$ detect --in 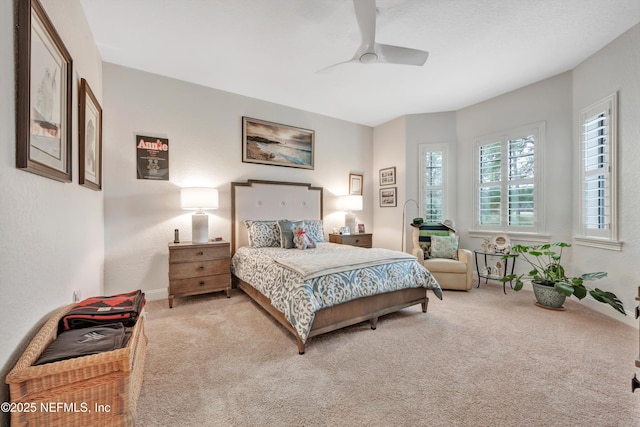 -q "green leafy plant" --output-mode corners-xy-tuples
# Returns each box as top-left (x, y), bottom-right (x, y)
(501, 242), (625, 315)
